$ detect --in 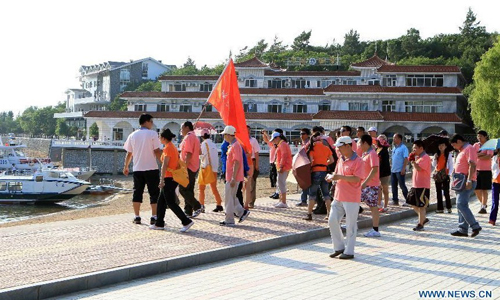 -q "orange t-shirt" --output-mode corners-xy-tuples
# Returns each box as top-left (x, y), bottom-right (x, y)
(162, 142), (179, 178)
(309, 142), (332, 172)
